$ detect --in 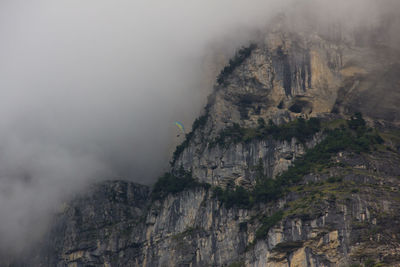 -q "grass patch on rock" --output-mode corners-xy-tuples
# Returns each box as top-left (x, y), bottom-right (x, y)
(152, 167), (209, 201)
